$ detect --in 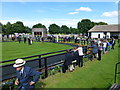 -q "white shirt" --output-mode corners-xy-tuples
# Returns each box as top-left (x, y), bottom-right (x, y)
(77, 47), (84, 56)
(103, 42), (107, 47)
(98, 40), (101, 45)
(20, 67), (24, 75)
